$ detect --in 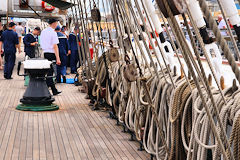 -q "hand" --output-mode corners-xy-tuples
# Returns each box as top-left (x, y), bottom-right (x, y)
(31, 42), (38, 46)
(67, 50), (71, 55)
(56, 58), (61, 65)
(18, 49), (21, 54)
